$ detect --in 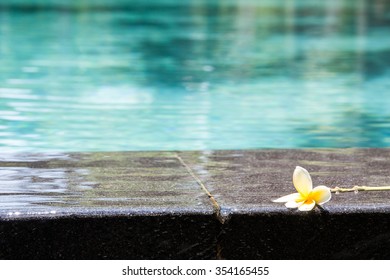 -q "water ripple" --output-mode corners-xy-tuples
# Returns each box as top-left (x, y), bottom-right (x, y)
(0, 0), (390, 151)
